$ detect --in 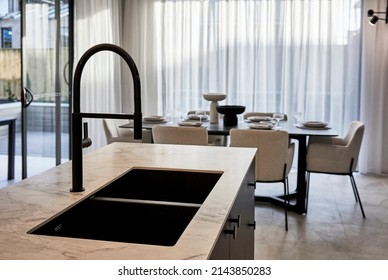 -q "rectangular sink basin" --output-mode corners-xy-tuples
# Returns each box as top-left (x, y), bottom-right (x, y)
(95, 168), (222, 204)
(29, 168), (222, 246)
